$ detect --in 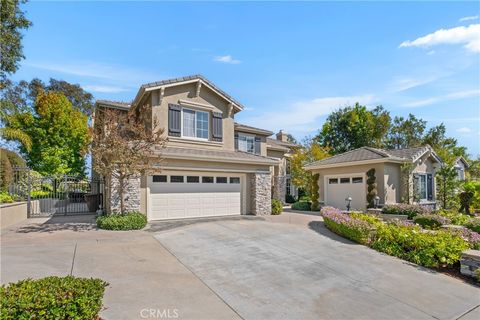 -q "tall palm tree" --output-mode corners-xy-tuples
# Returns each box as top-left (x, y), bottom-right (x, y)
(0, 109), (32, 151)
